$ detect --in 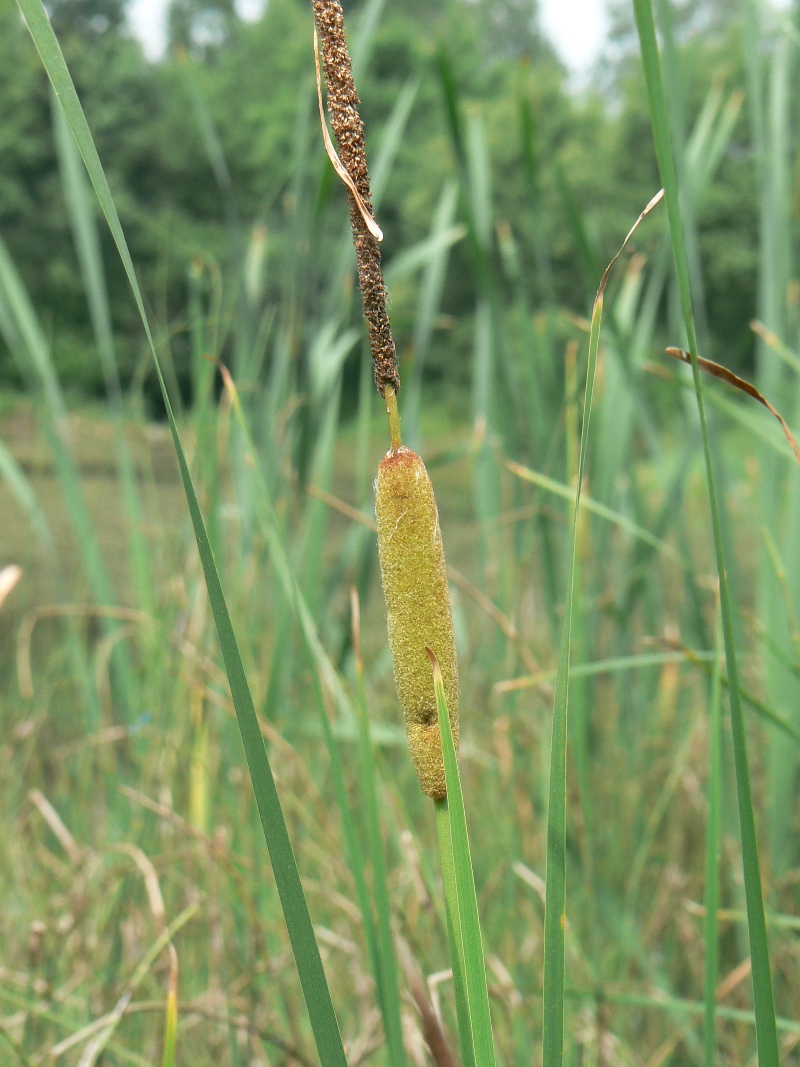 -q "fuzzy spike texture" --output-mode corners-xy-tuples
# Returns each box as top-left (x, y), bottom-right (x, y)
(376, 446), (459, 798)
